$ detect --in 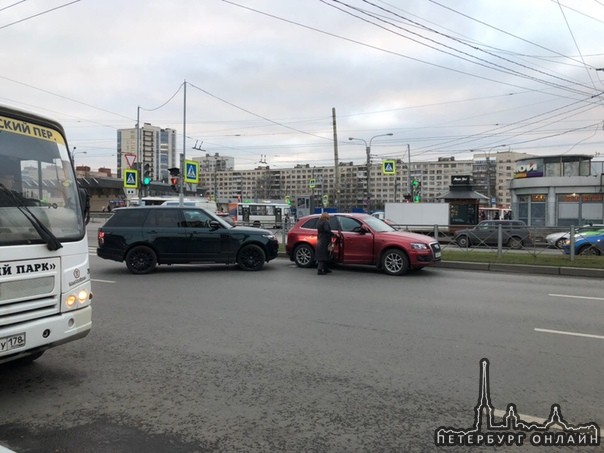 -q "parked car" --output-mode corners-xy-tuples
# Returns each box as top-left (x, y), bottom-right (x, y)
(545, 224), (604, 249)
(285, 213), (441, 276)
(97, 206), (279, 274)
(561, 230), (604, 256)
(453, 220), (532, 249)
